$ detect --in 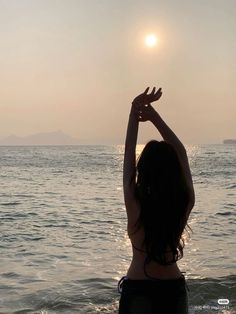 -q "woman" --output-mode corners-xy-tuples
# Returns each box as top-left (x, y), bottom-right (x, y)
(118, 87), (195, 314)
